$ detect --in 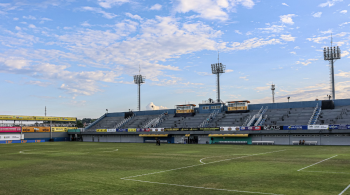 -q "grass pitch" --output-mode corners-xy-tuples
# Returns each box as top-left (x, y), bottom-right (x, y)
(1, 142), (350, 195)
